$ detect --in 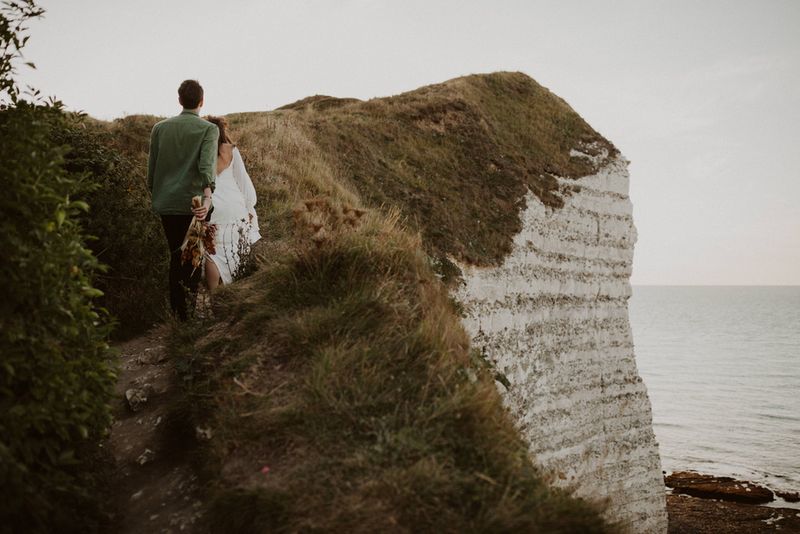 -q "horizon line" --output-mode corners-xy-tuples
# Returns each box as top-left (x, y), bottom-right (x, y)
(631, 284), (799, 287)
